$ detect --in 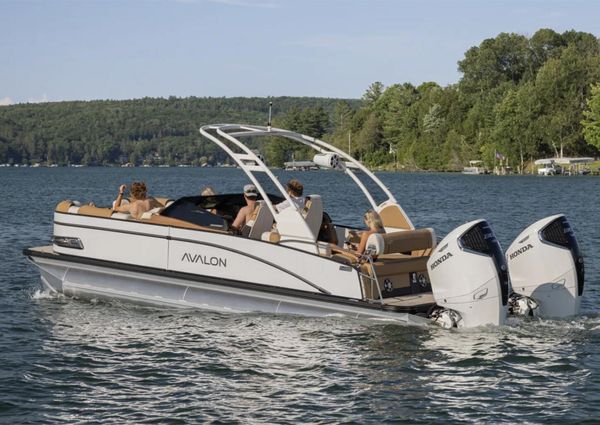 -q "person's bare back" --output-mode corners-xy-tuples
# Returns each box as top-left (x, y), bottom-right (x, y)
(128, 199), (153, 219)
(113, 182), (155, 219)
